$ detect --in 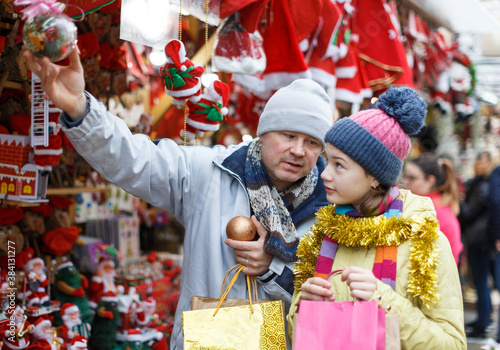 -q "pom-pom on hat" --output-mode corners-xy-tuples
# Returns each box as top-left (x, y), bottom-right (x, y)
(325, 87), (427, 187)
(210, 80), (230, 115)
(164, 39), (188, 72)
(257, 79), (333, 150)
